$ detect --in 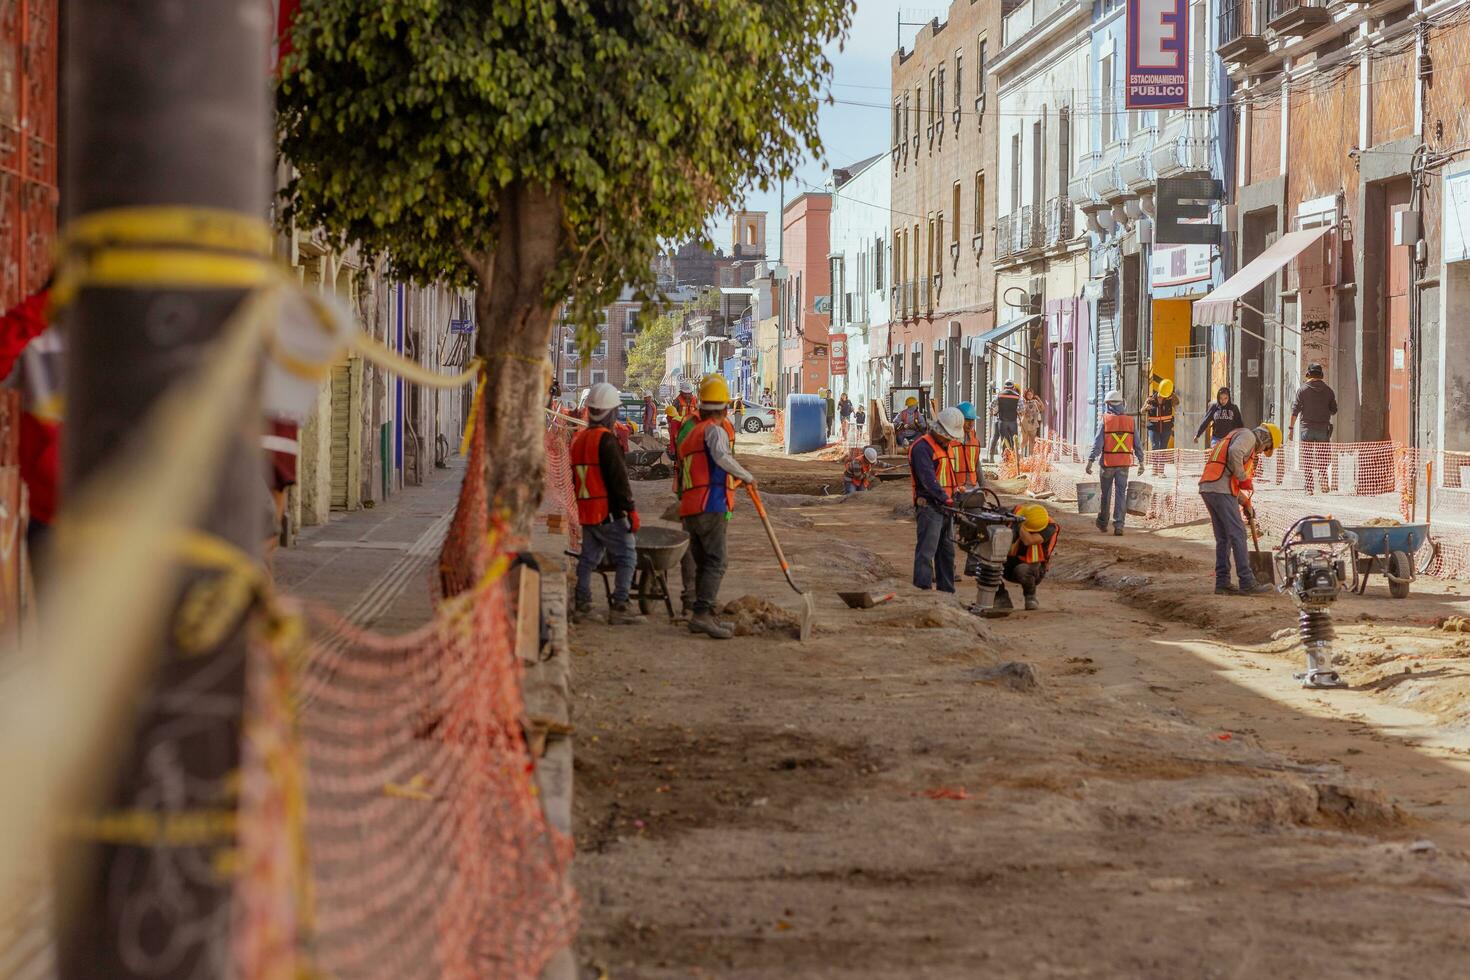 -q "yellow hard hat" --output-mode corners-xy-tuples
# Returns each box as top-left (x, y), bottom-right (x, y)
(665, 404), (678, 418)
(698, 374), (731, 407)
(1158, 379), (1174, 399)
(905, 396), (918, 407)
(1259, 422), (1282, 456)
(1020, 503), (1049, 532)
